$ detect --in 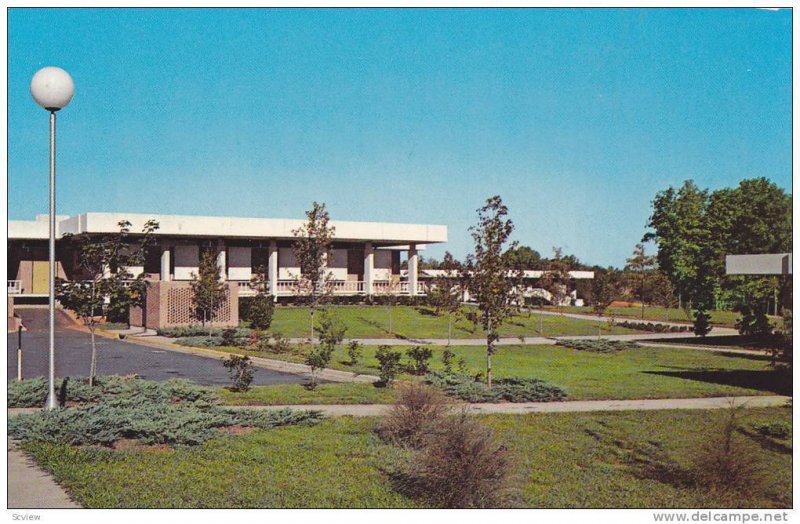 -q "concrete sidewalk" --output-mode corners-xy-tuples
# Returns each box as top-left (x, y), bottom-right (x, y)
(8, 439), (80, 509)
(223, 395), (791, 417)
